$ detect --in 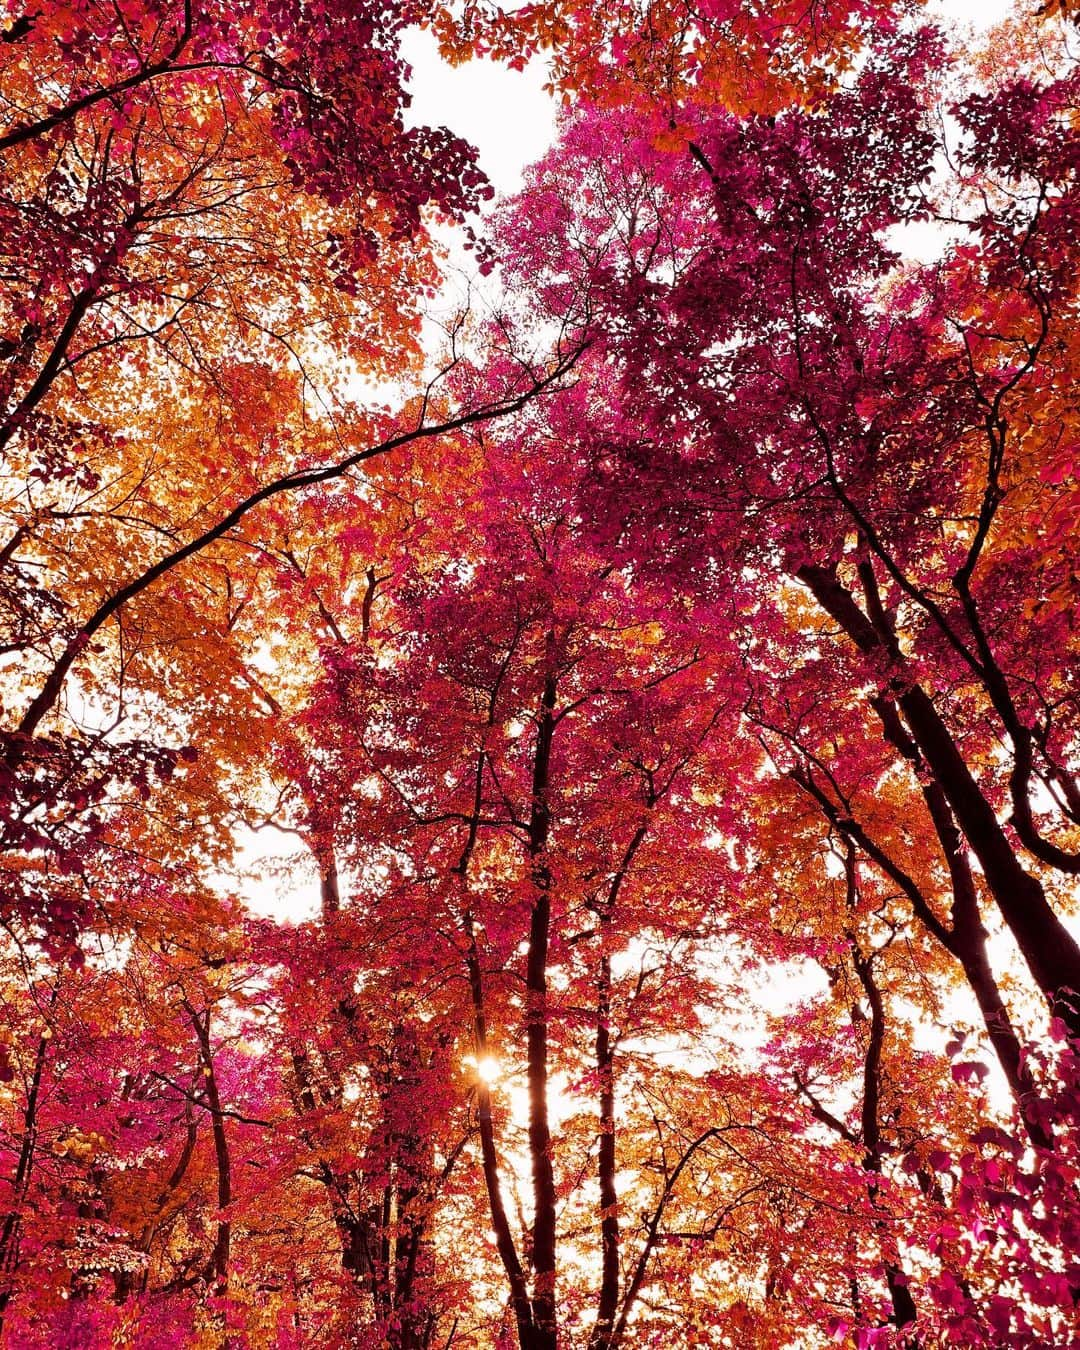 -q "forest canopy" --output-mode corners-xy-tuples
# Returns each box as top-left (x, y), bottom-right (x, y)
(1, 0), (1079, 1345)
